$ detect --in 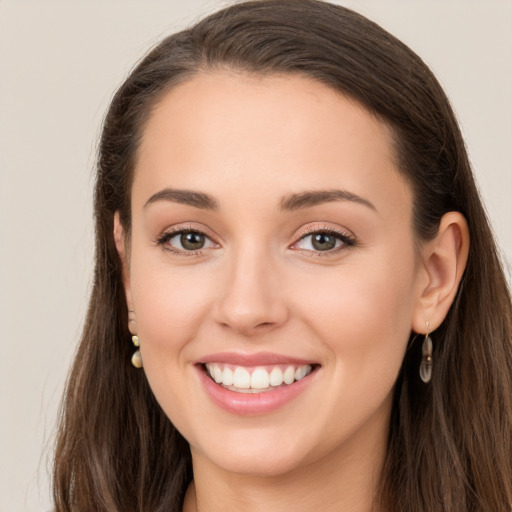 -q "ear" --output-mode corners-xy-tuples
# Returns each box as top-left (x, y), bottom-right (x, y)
(412, 211), (470, 333)
(114, 211), (137, 335)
